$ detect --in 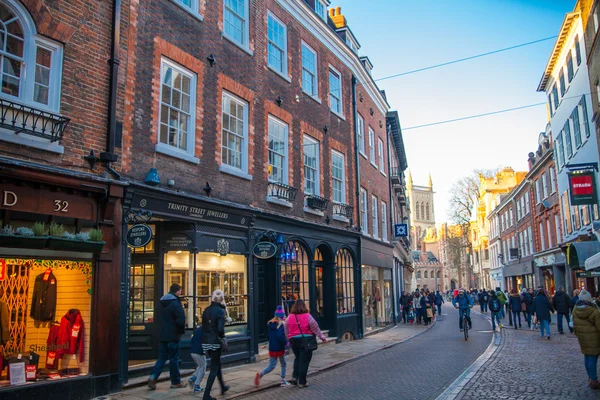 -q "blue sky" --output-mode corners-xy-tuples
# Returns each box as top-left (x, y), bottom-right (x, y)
(333, 0), (576, 222)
